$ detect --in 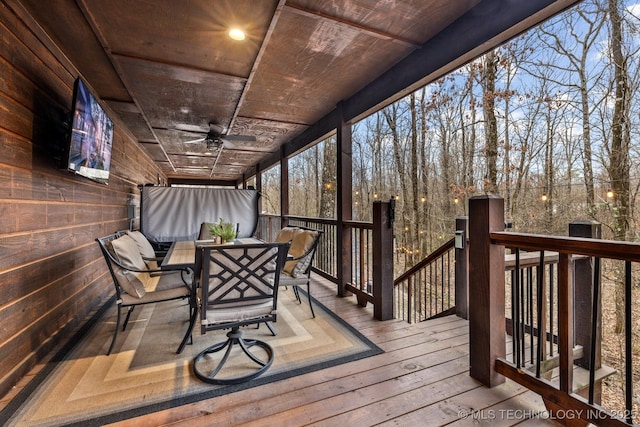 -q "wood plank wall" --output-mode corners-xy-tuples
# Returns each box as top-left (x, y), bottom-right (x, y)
(0, 1), (165, 397)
